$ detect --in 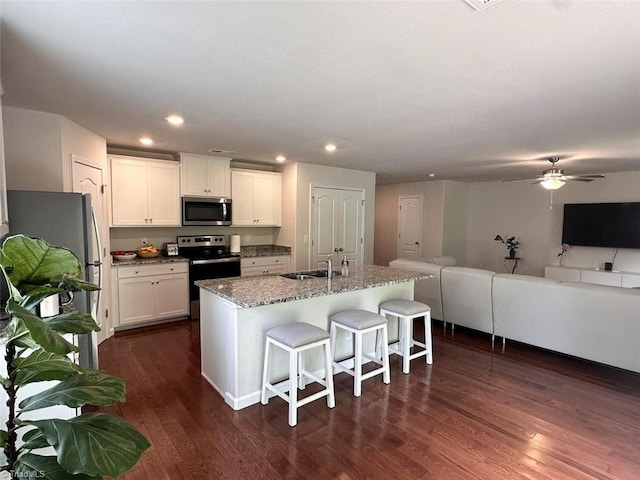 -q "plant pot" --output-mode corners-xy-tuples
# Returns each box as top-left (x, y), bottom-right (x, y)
(508, 250), (516, 259)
